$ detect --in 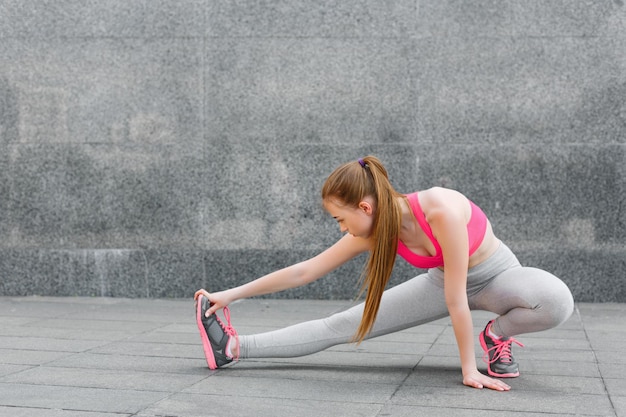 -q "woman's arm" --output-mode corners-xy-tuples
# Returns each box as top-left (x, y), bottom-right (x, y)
(425, 190), (511, 391)
(195, 233), (370, 316)
(427, 204), (476, 373)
